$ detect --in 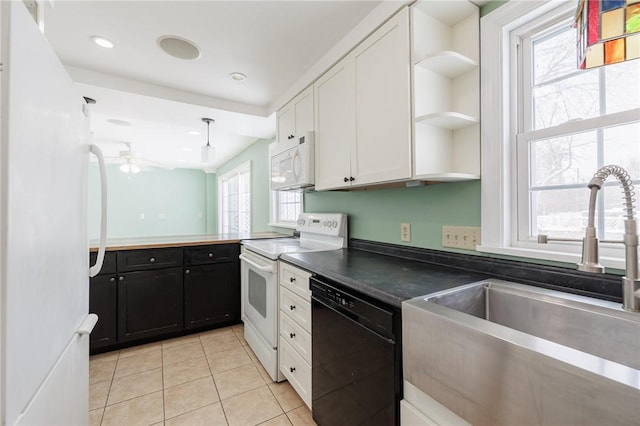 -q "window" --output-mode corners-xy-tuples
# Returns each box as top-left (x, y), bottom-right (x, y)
(269, 191), (303, 229)
(480, 2), (640, 269)
(218, 161), (251, 234)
